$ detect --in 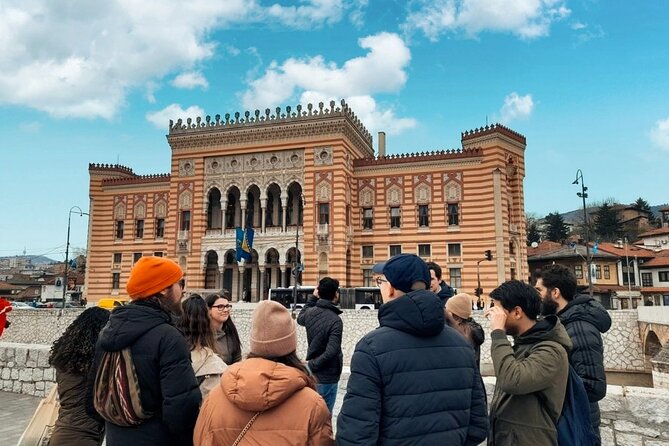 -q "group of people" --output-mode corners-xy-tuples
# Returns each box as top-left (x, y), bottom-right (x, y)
(43, 254), (610, 446)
